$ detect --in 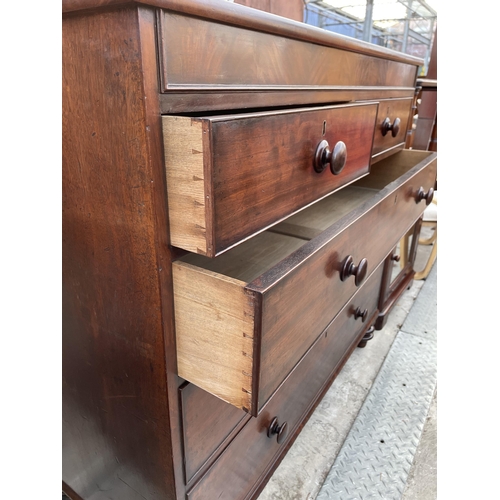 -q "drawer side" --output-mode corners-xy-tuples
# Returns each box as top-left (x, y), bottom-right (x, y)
(163, 116), (212, 255)
(173, 261), (257, 412)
